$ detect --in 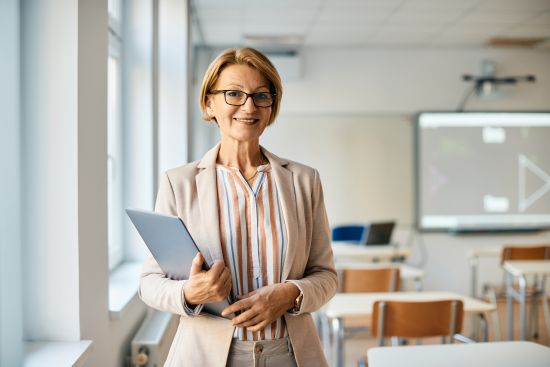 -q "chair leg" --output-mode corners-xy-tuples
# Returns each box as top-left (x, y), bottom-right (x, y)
(541, 278), (550, 341)
(487, 286), (501, 341)
(530, 276), (539, 339)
